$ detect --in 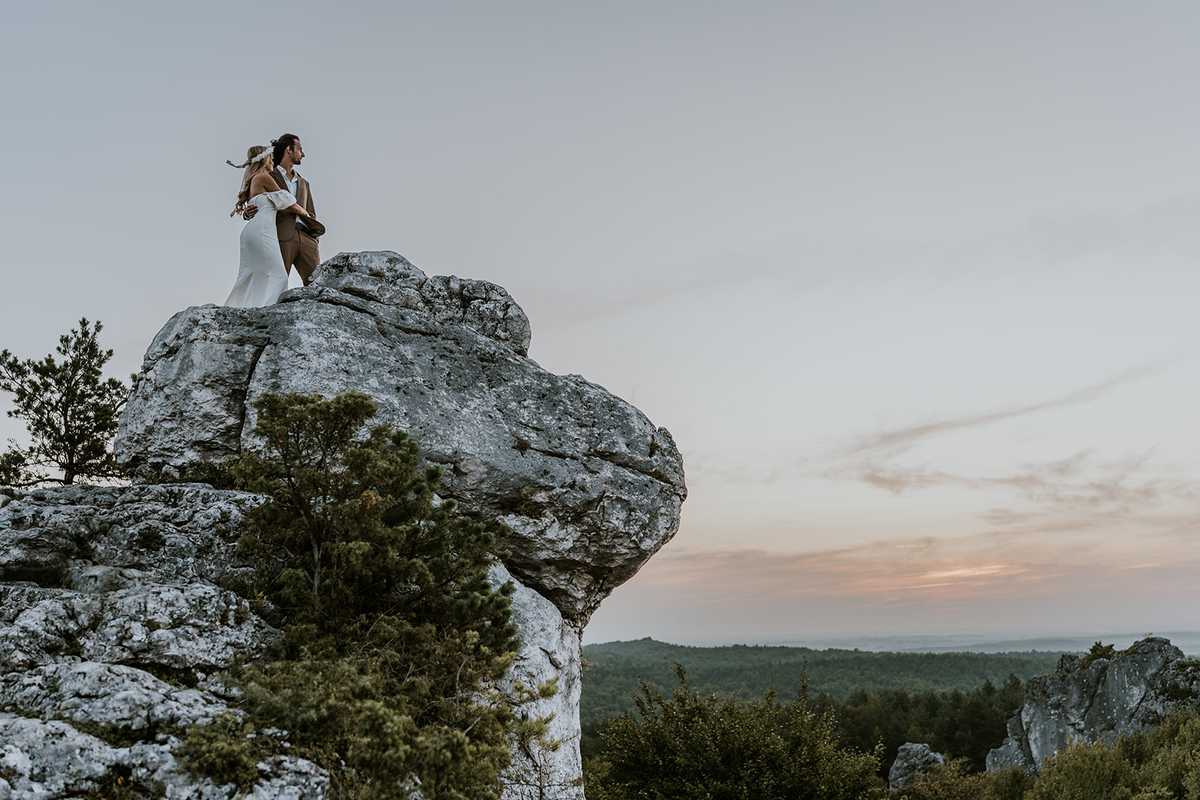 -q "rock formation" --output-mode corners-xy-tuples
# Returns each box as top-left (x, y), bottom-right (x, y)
(0, 252), (687, 799)
(887, 743), (946, 792)
(0, 484), (327, 798)
(986, 637), (1200, 773)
